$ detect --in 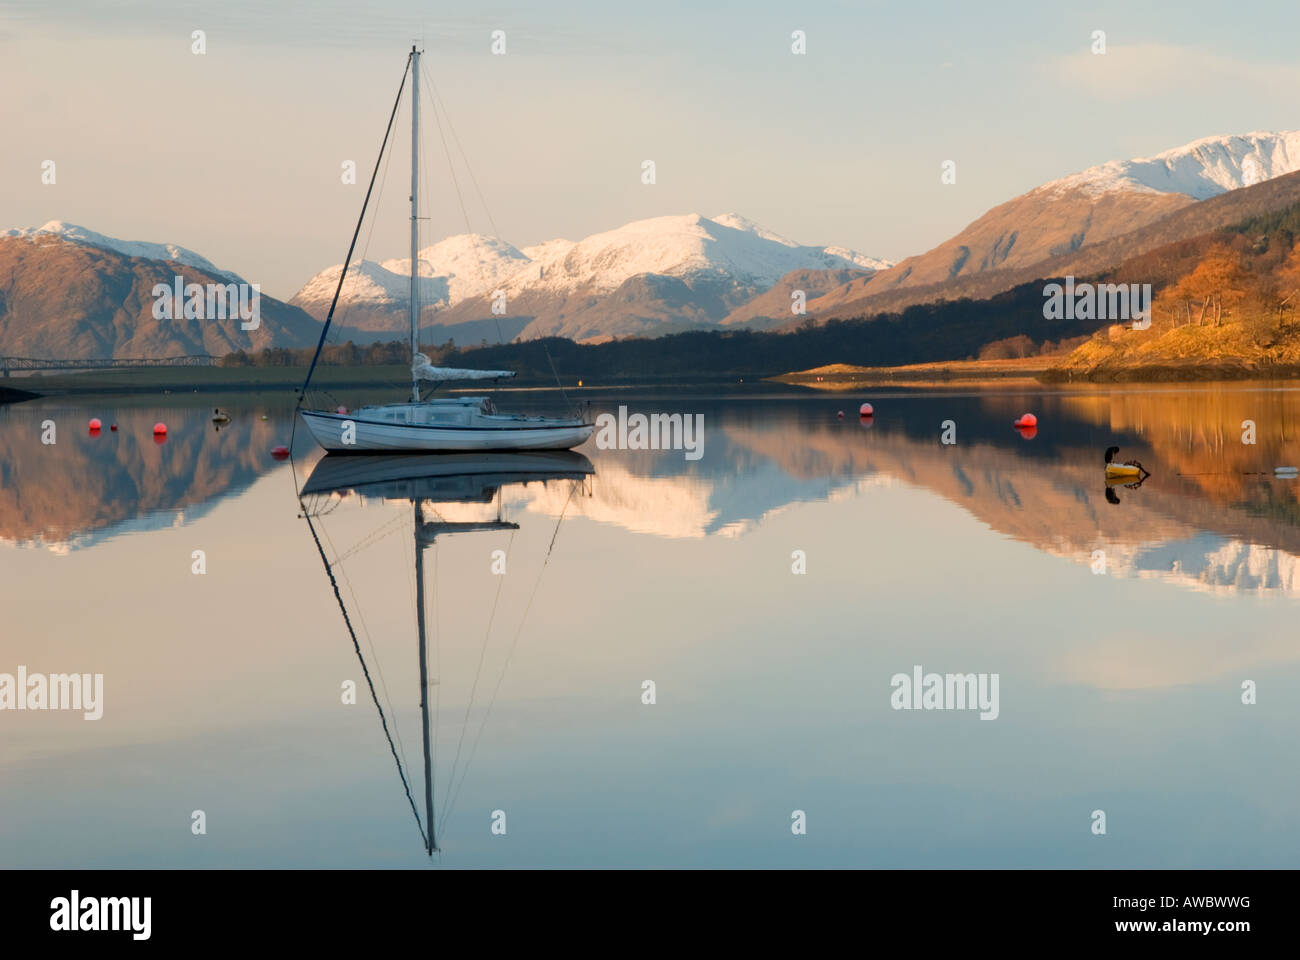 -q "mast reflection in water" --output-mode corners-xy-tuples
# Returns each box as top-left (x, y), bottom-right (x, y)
(298, 451), (594, 855)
